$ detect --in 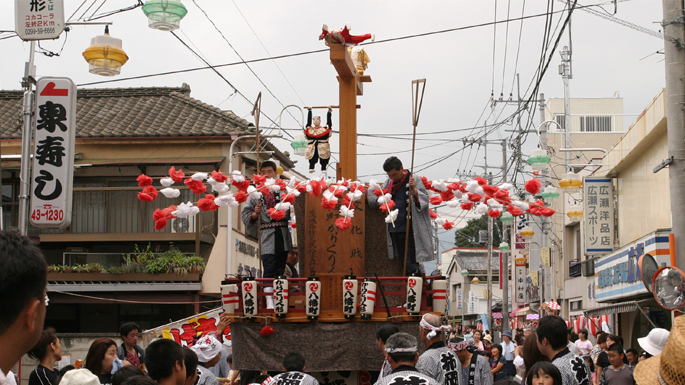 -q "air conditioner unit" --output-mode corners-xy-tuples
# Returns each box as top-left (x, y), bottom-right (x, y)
(171, 217), (196, 233)
(581, 259), (595, 277)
